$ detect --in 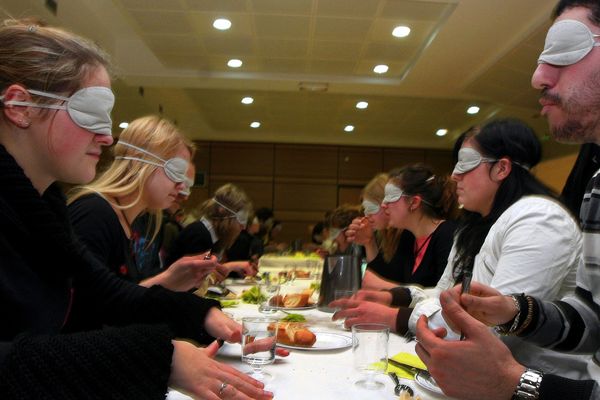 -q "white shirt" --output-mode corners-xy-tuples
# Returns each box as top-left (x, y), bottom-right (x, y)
(409, 196), (590, 378)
